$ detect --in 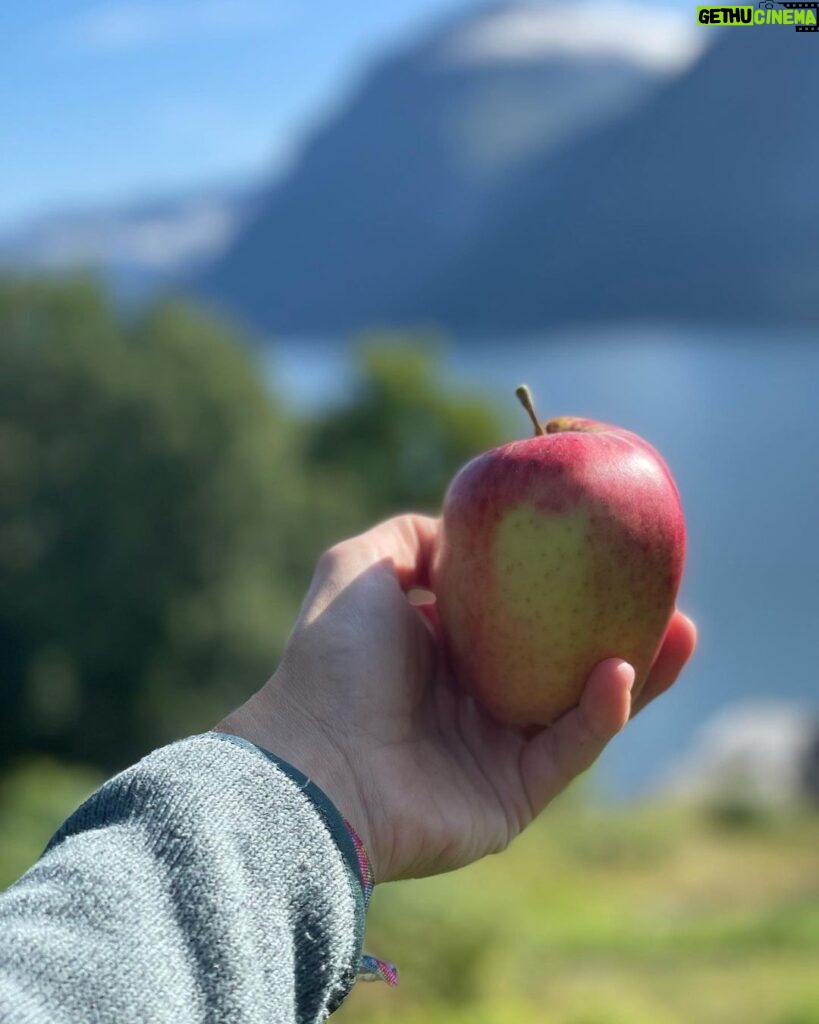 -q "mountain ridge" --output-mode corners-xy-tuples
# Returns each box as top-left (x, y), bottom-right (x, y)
(192, 1), (697, 334)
